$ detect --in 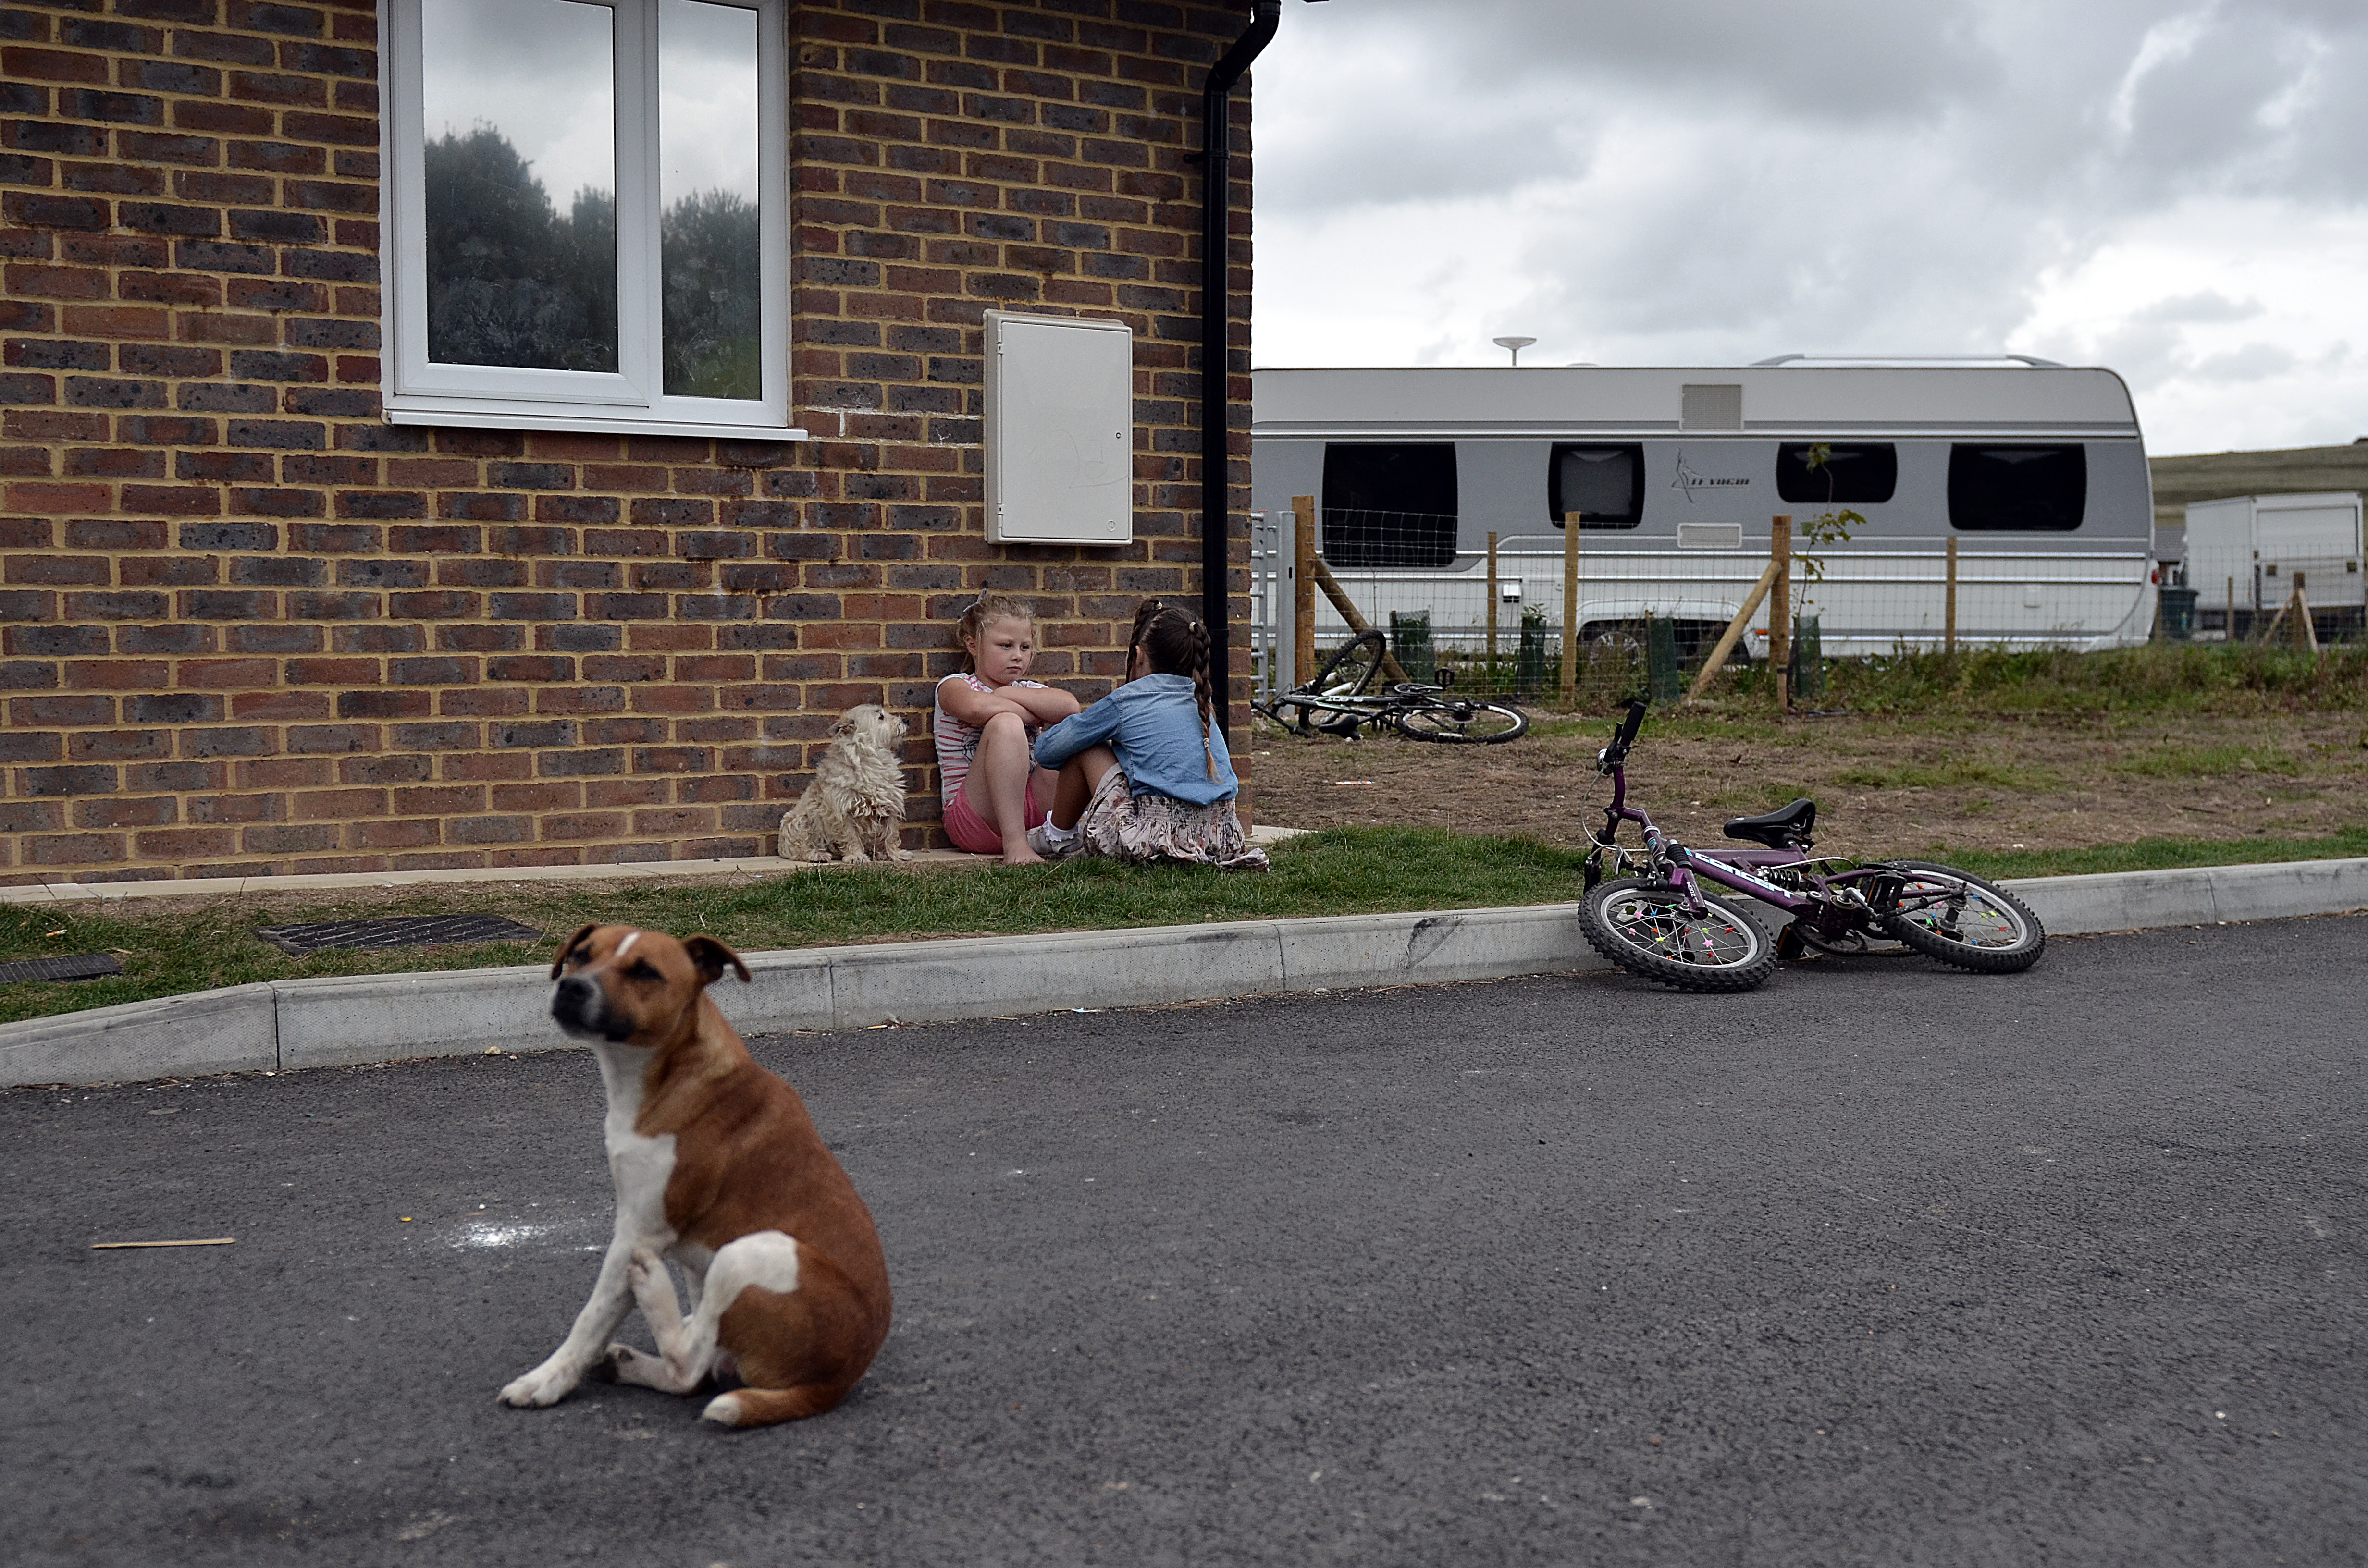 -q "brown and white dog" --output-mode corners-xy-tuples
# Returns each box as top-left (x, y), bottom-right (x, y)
(496, 924), (891, 1427)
